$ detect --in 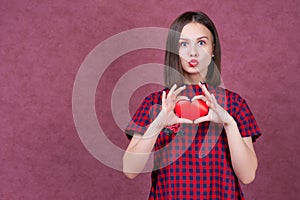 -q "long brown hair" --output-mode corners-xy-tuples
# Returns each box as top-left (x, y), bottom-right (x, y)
(164, 11), (221, 88)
